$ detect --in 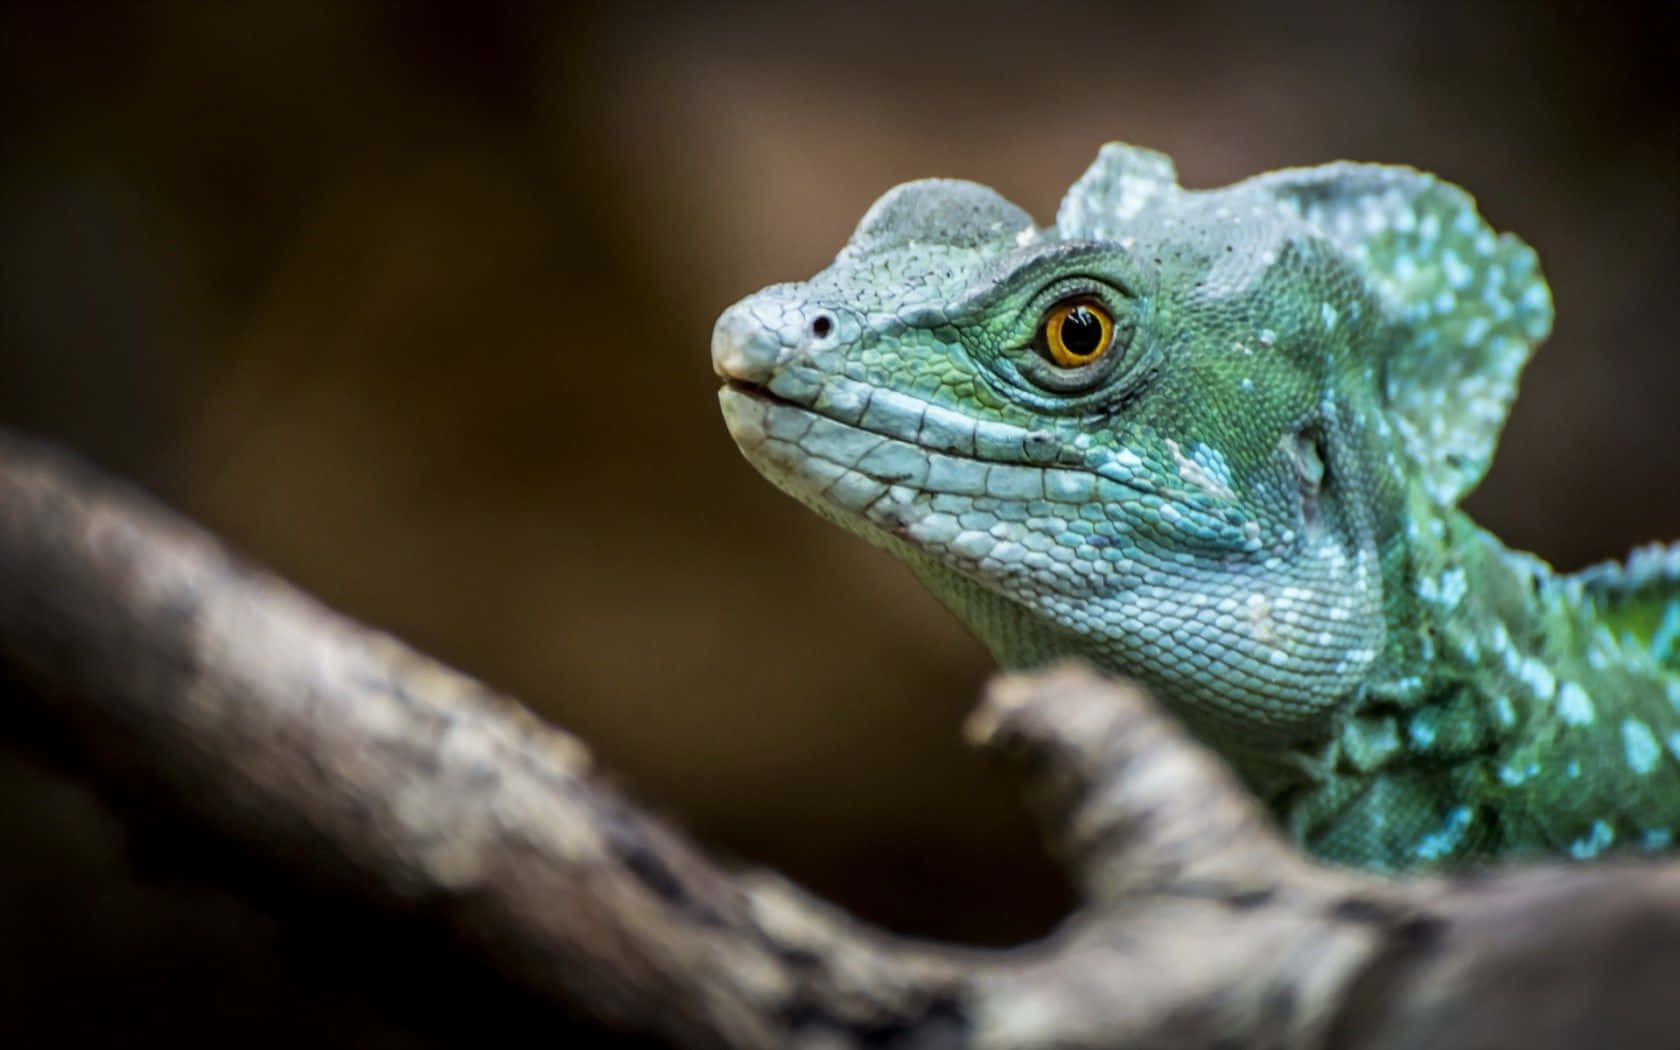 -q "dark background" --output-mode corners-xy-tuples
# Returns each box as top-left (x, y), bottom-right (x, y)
(2, 1), (1675, 1044)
